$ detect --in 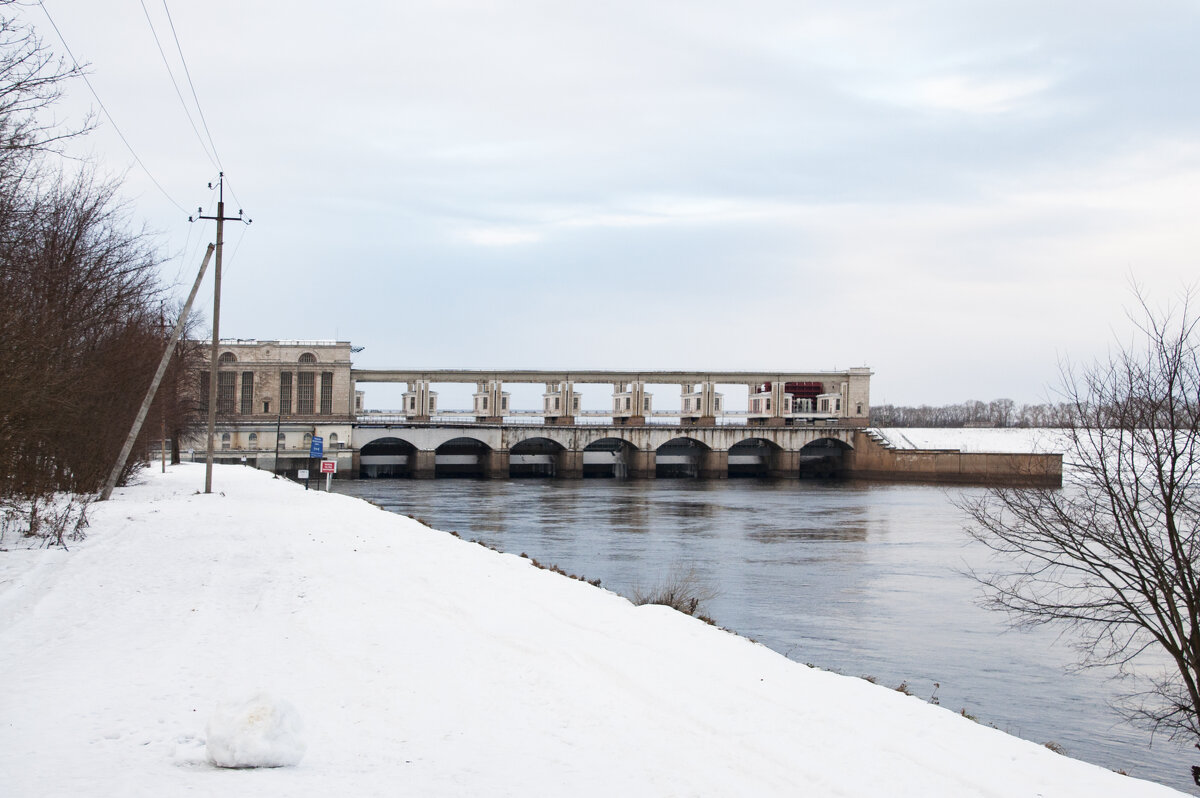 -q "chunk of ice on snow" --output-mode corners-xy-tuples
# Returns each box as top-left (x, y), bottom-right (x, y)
(206, 693), (306, 768)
